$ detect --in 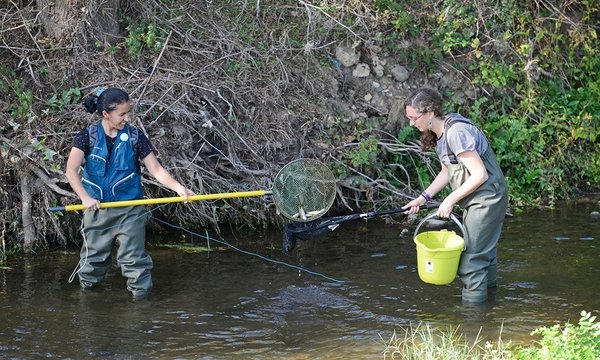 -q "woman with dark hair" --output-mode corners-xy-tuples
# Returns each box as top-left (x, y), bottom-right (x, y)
(401, 87), (508, 303)
(65, 87), (193, 299)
